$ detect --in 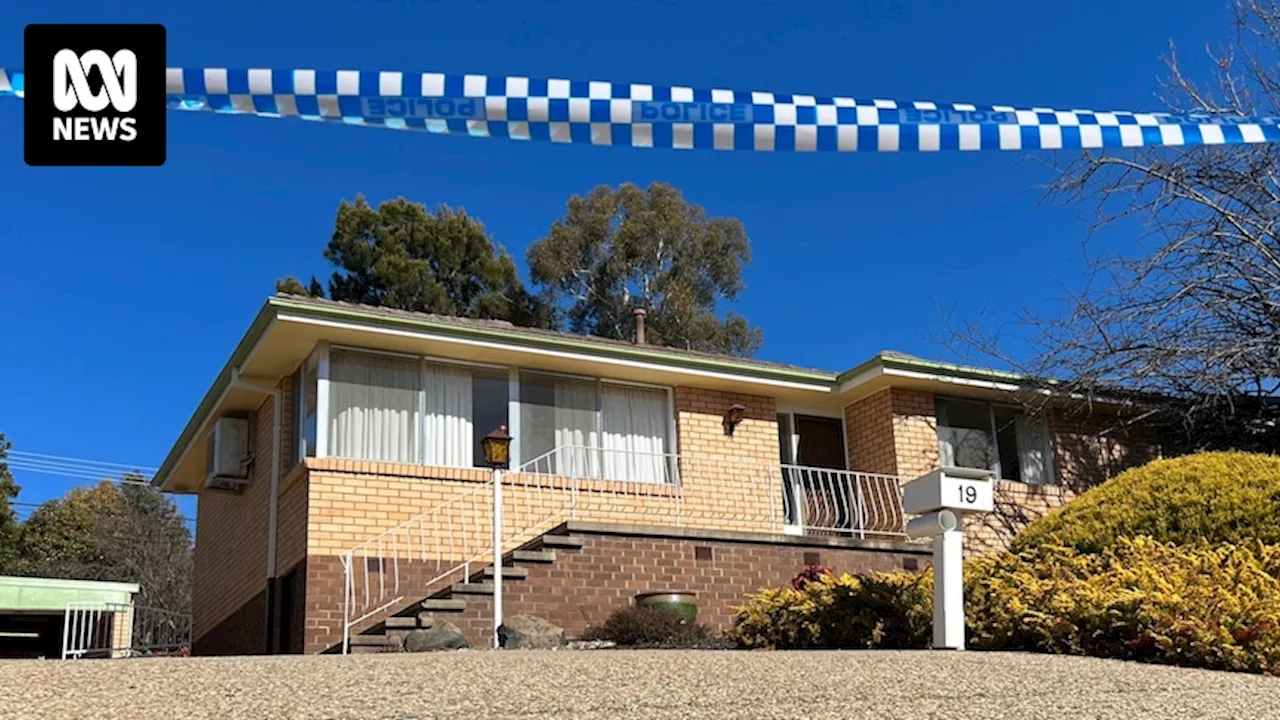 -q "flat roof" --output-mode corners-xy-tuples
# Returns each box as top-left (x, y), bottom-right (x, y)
(0, 576), (139, 611)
